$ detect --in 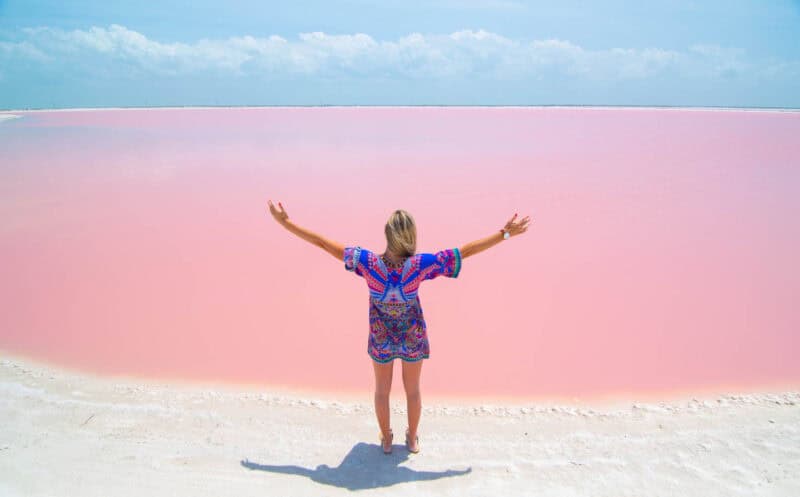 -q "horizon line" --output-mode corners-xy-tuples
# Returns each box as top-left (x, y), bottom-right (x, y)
(3, 104), (800, 114)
